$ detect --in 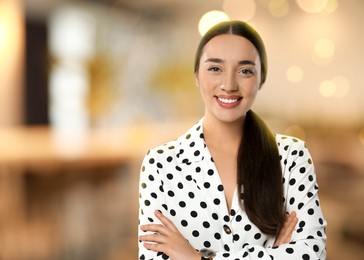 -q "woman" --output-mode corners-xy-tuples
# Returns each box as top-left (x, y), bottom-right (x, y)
(138, 21), (327, 260)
